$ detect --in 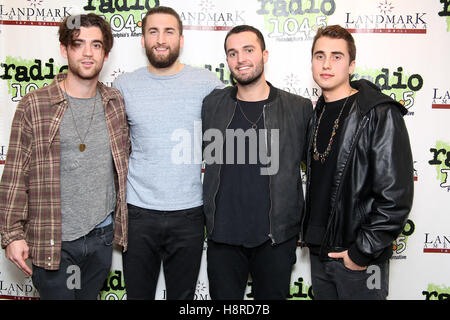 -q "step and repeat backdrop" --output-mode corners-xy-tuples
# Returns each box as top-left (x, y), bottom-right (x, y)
(0, 0), (449, 300)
